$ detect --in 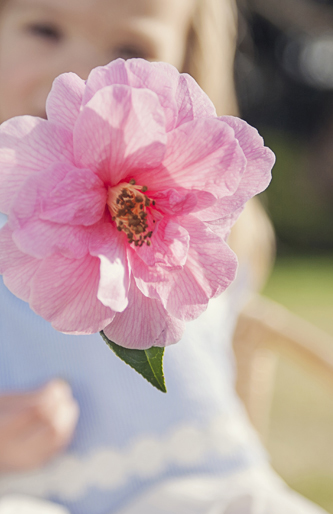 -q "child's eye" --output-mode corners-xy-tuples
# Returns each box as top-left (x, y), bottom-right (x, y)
(26, 22), (63, 42)
(114, 45), (150, 60)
